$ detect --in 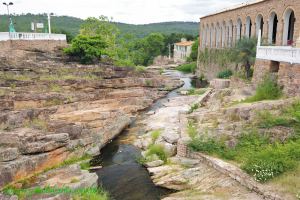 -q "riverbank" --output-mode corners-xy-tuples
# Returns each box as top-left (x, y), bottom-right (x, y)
(0, 50), (182, 199)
